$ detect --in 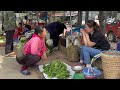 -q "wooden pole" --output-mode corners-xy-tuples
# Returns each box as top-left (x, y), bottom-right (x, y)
(70, 11), (73, 44)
